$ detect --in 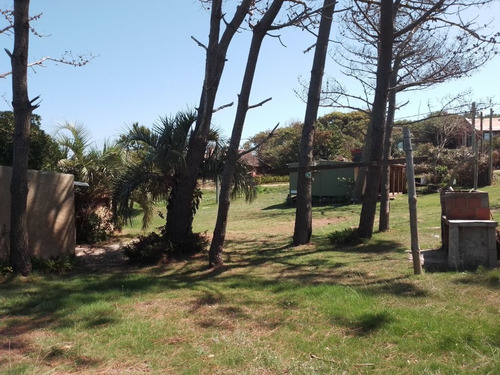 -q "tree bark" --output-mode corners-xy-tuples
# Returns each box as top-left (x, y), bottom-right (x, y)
(293, 0), (336, 246)
(9, 0), (35, 276)
(378, 60), (400, 232)
(209, 0), (285, 267)
(166, 0), (252, 244)
(358, 0), (394, 239)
